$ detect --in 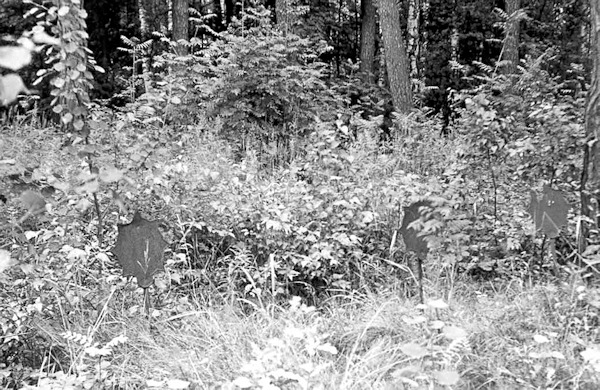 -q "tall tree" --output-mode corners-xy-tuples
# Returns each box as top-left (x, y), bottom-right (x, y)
(502, 0), (521, 73)
(378, 0), (412, 112)
(407, 0), (420, 79)
(420, 0), (430, 77)
(211, 0), (224, 32)
(582, 0), (600, 247)
(359, 0), (376, 82)
(139, 0), (169, 33)
(84, 0), (122, 95)
(224, 0), (235, 25)
(137, 0), (153, 93)
(172, 0), (188, 55)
